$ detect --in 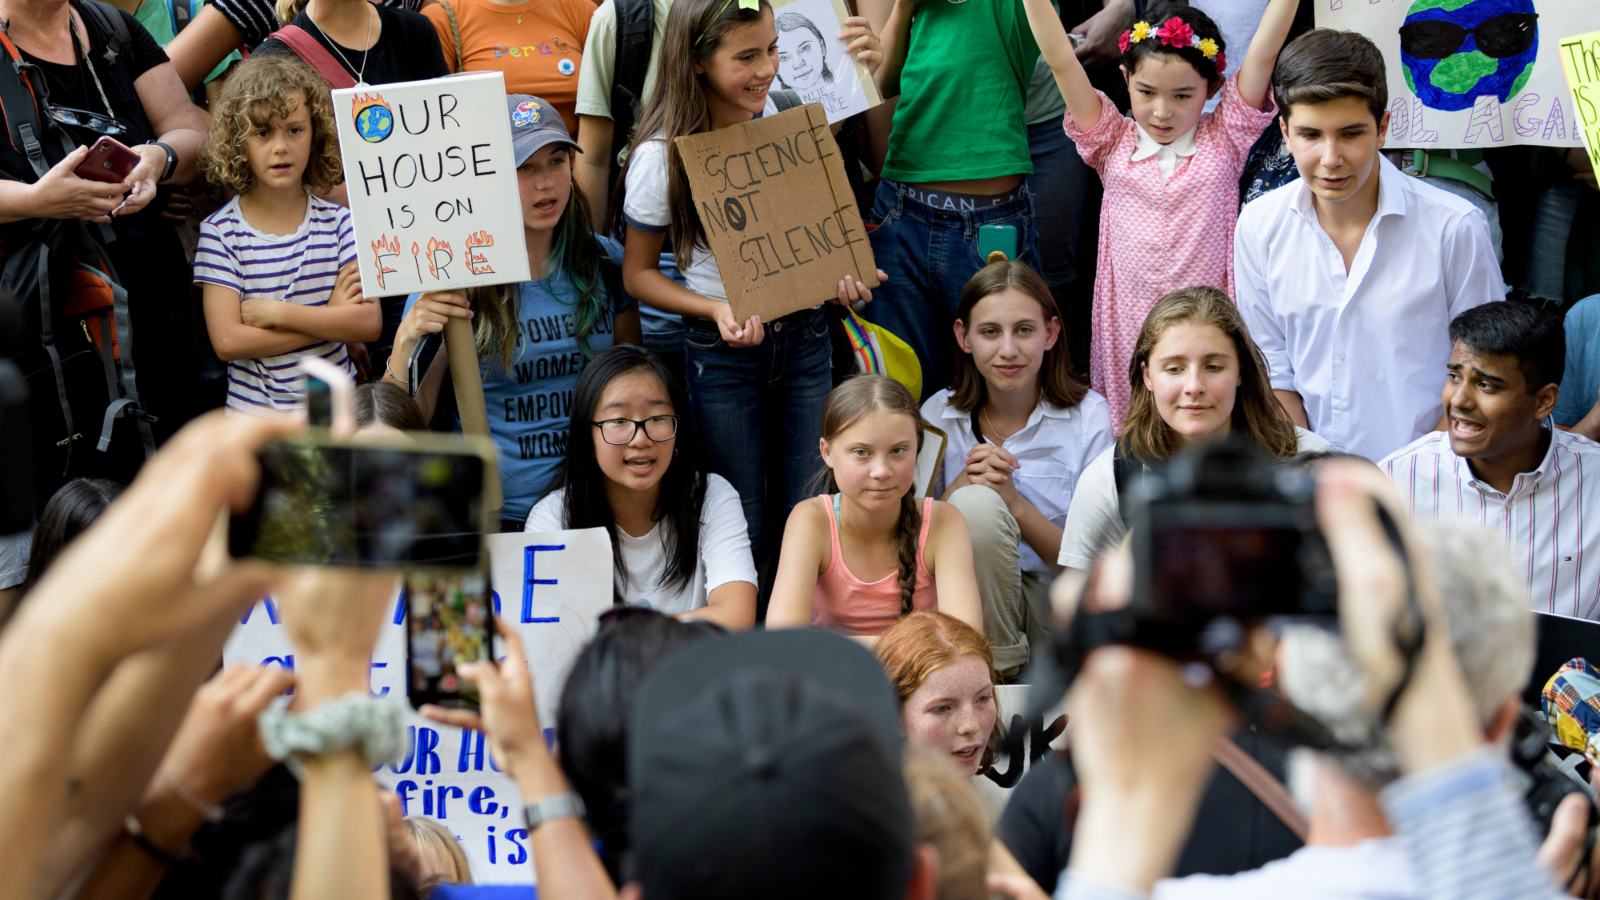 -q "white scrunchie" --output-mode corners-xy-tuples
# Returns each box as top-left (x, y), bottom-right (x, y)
(259, 692), (408, 778)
